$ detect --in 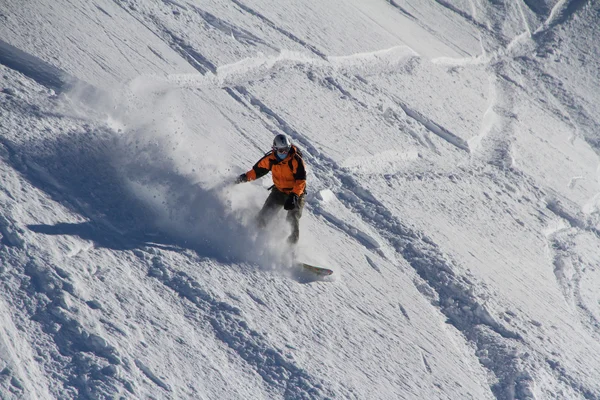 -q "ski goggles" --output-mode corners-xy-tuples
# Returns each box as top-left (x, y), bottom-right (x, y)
(273, 146), (290, 154)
